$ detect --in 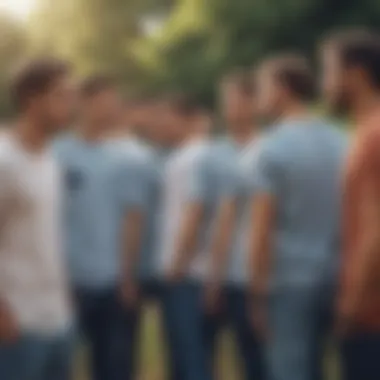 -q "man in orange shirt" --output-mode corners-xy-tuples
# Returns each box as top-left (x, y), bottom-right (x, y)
(321, 30), (380, 380)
